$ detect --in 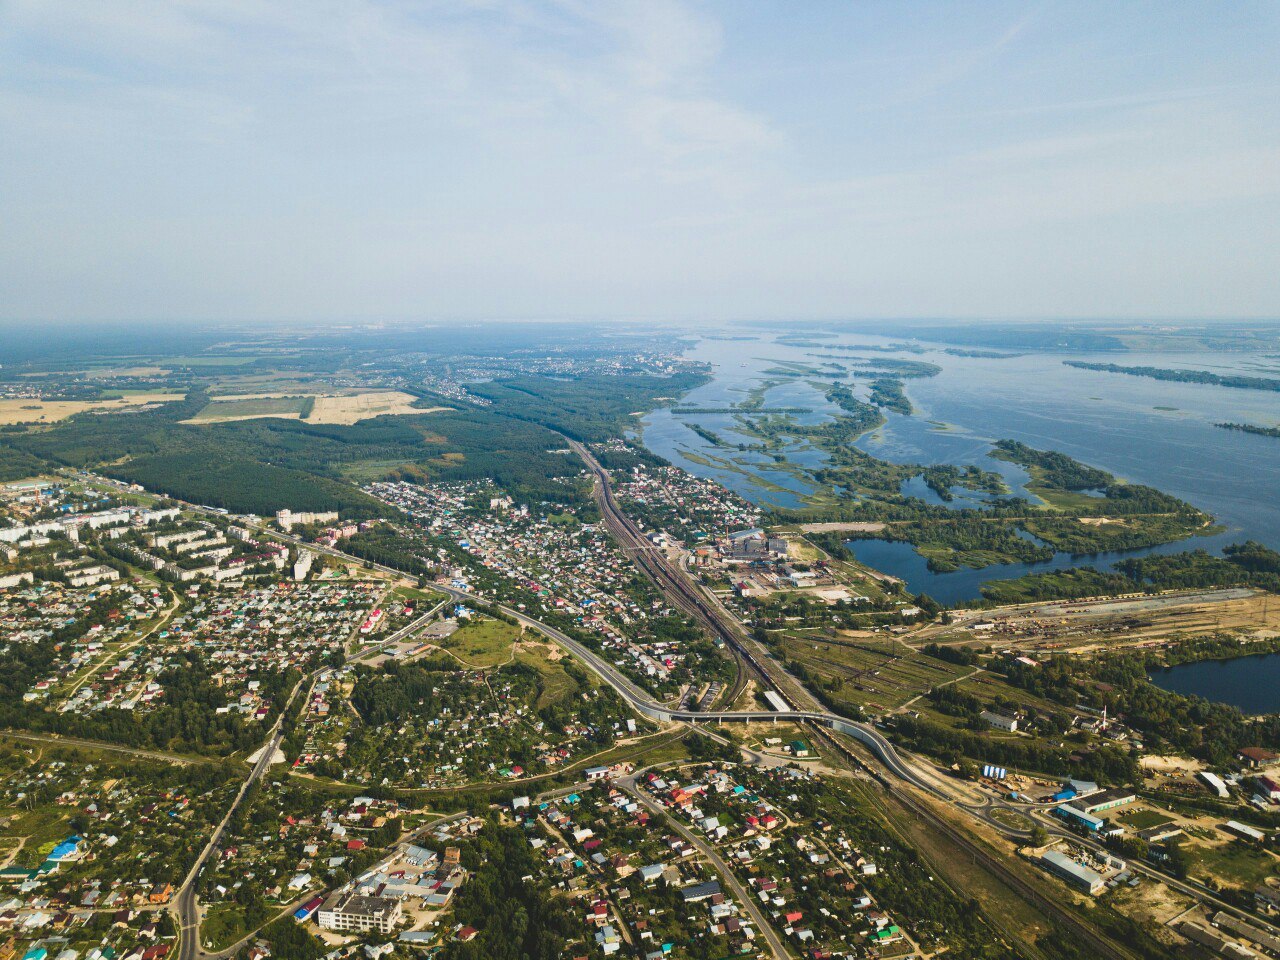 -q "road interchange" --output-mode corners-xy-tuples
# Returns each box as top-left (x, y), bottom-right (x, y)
(171, 458), (1280, 957)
